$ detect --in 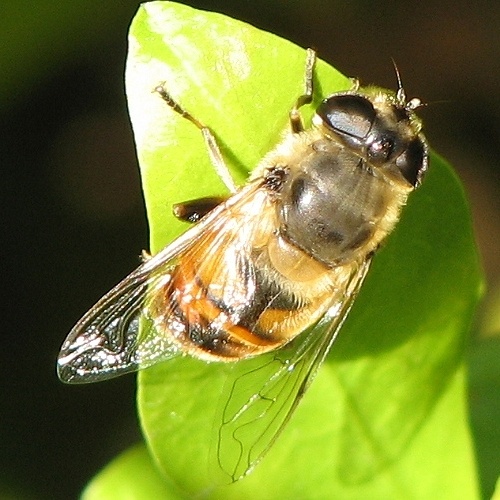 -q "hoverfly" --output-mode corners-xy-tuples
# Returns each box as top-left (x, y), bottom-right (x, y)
(57, 49), (428, 481)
